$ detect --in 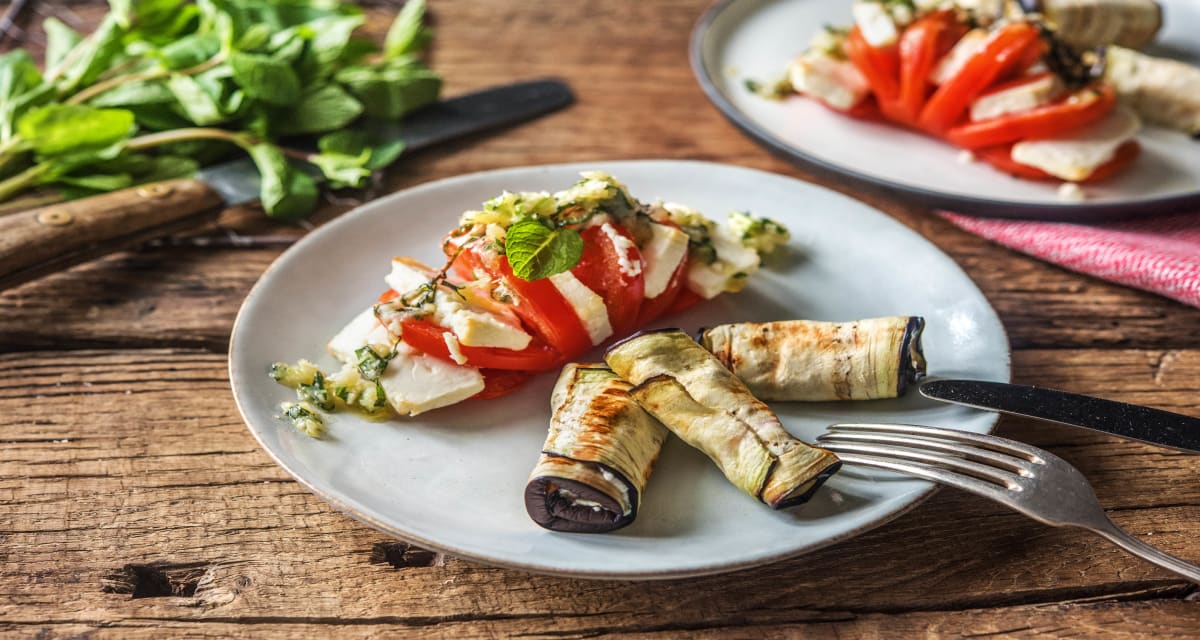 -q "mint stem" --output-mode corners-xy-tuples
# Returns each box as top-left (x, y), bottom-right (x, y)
(0, 164), (51, 202)
(66, 54), (226, 106)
